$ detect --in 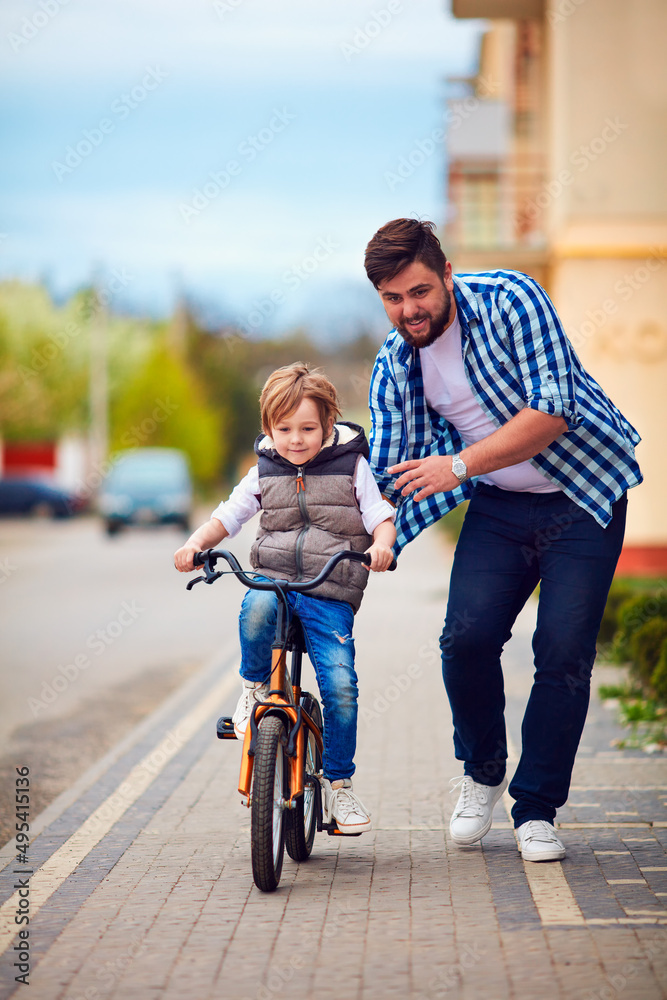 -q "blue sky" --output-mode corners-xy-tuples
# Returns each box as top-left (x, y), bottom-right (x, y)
(0, 0), (484, 338)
